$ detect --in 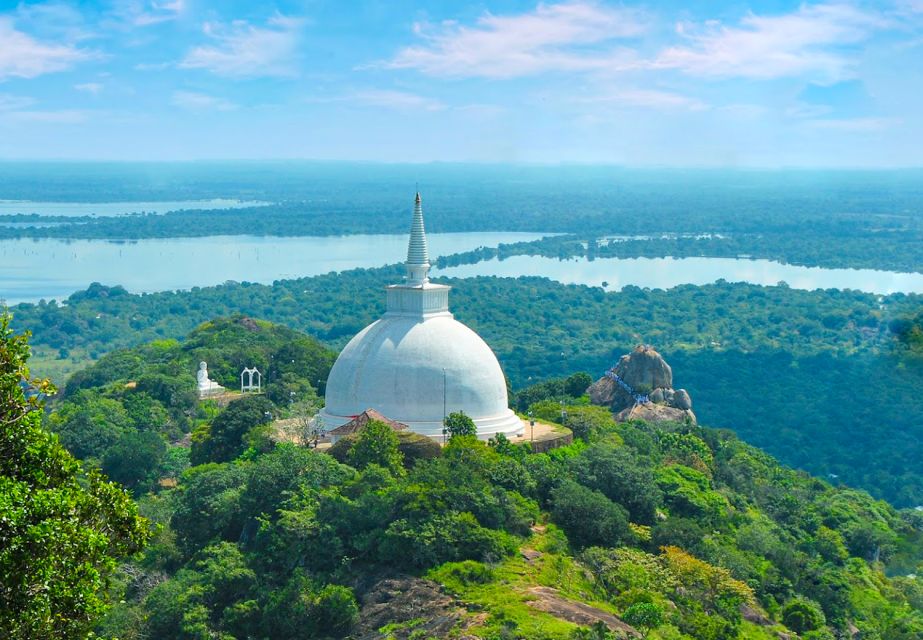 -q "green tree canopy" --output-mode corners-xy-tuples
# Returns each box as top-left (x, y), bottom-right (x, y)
(444, 411), (477, 438)
(347, 420), (404, 474)
(0, 315), (149, 639)
(191, 394), (275, 464)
